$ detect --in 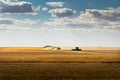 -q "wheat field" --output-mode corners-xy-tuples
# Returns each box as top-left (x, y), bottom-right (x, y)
(0, 47), (120, 63)
(0, 47), (120, 80)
